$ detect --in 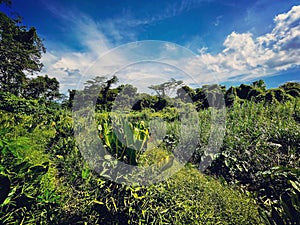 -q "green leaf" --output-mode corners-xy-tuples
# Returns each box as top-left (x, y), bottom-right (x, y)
(93, 200), (104, 205)
(289, 180), (300, 193)
(81, 168), (90, 179)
